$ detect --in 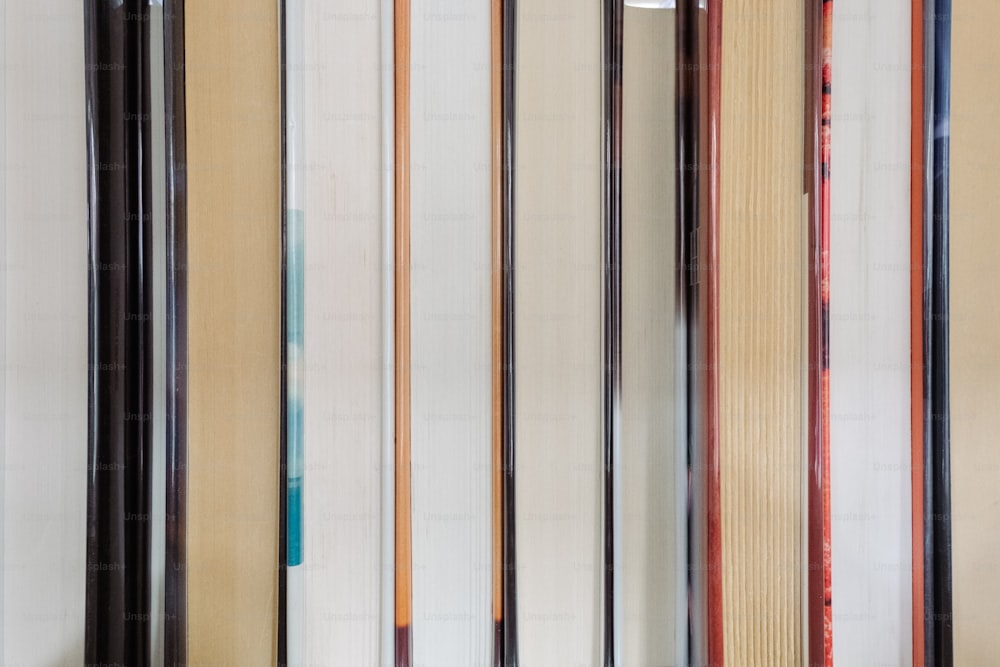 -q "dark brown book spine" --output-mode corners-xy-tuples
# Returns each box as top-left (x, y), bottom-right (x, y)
(84, 0), (153, 664)
(163, 0), (188, 664)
